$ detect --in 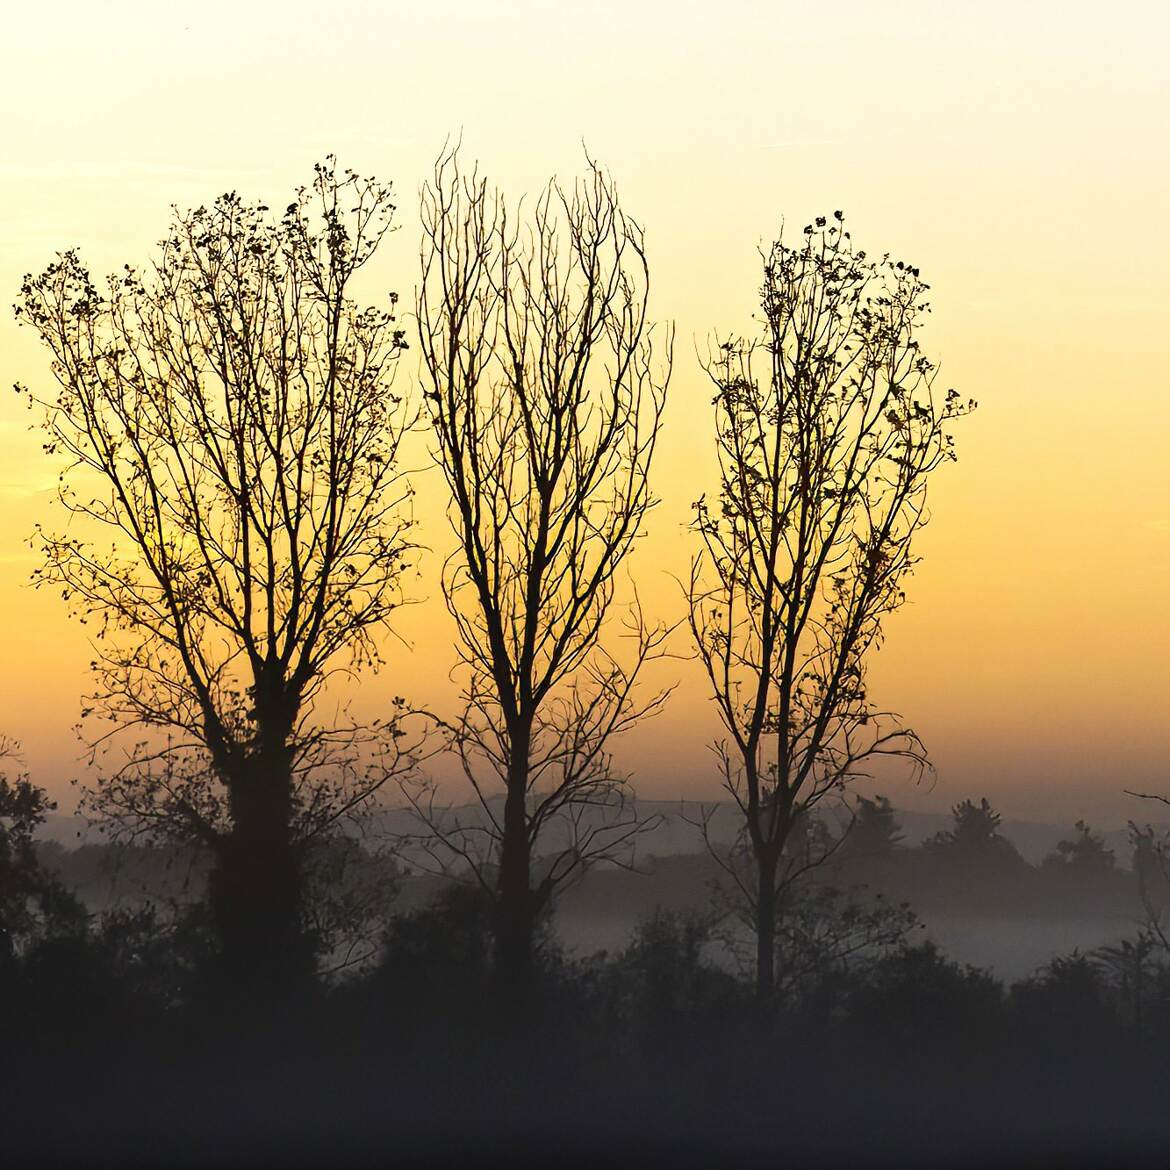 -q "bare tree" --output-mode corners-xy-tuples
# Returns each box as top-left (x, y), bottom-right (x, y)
(411, 148), (673, 979)
(687, 212), (974, 997)
(15, 159), (415, 993)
